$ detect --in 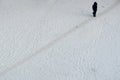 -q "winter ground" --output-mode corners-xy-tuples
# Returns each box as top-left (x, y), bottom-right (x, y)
(0, 0), (120, 80)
